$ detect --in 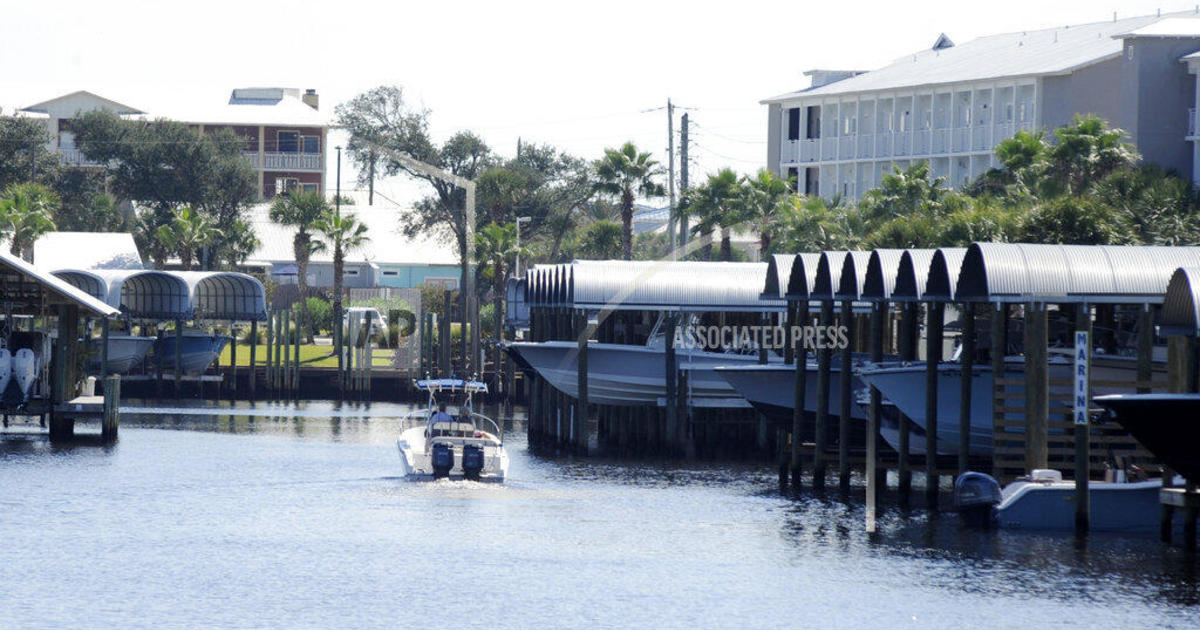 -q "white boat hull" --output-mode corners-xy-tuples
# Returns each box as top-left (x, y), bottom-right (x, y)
(396, 425), (509, 480)
(995, 478), (1164, 533)
(507, 341), (774, 407)
(89, 335), (155, 374)
(712, 363), (867, 422)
